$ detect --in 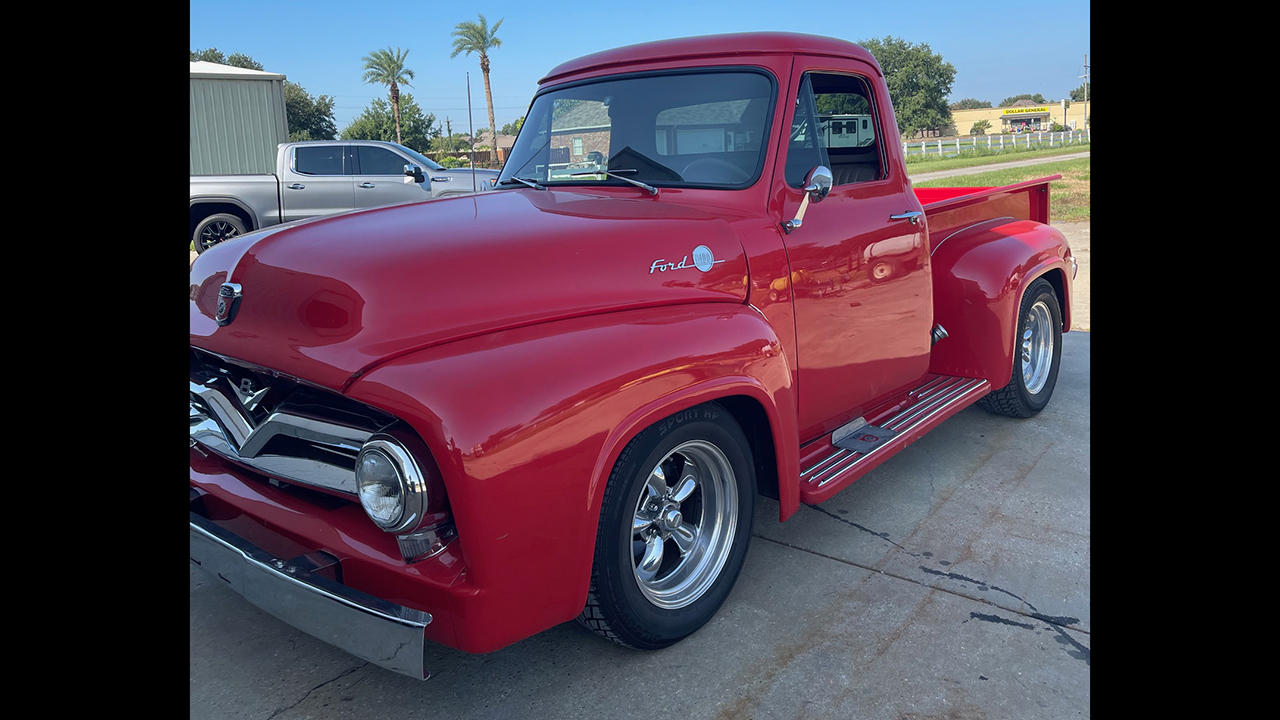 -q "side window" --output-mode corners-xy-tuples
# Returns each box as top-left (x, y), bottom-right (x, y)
(785, 75), (828, 188)
(294, 146), (346, 175)
(357, 146), (408, 175)
(809, 73), (884, 186)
